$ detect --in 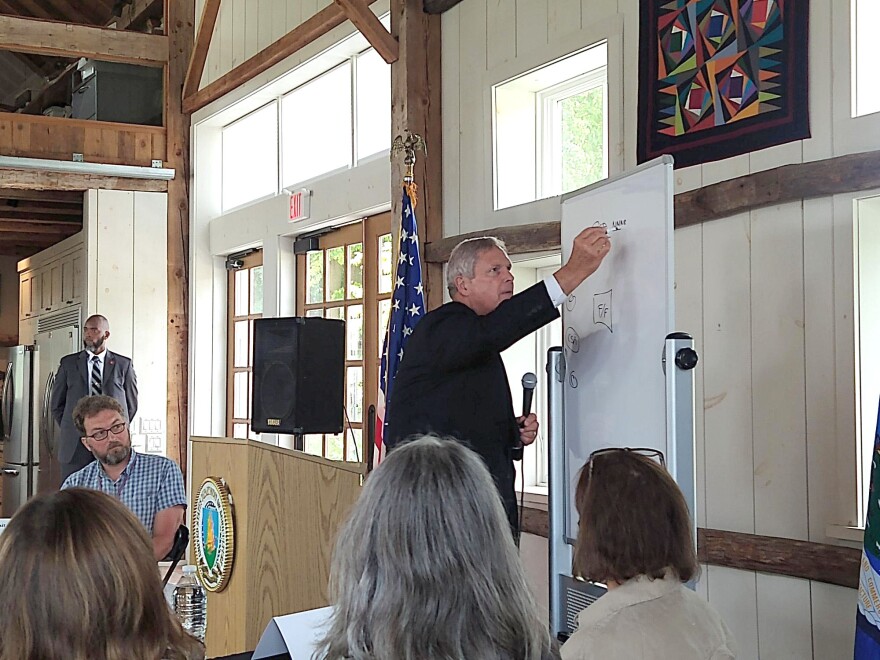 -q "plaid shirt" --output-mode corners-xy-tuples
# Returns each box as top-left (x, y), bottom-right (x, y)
(61, 451), (186, 535)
